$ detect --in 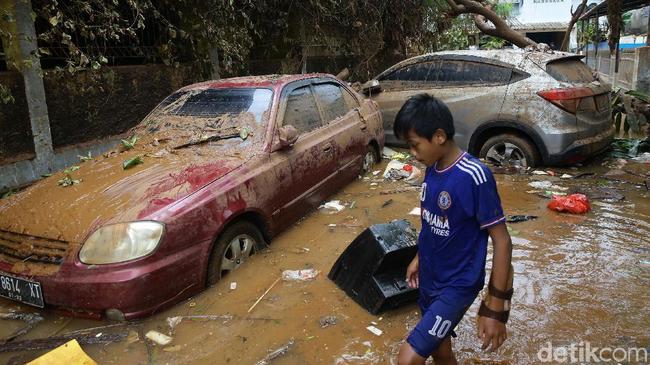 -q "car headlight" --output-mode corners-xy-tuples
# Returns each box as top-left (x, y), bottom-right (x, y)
(79, 221), (164, 264)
